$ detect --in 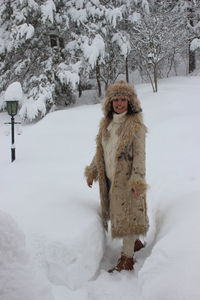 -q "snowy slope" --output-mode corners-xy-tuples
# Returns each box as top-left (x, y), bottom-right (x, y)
(0, 76), (200, 300)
